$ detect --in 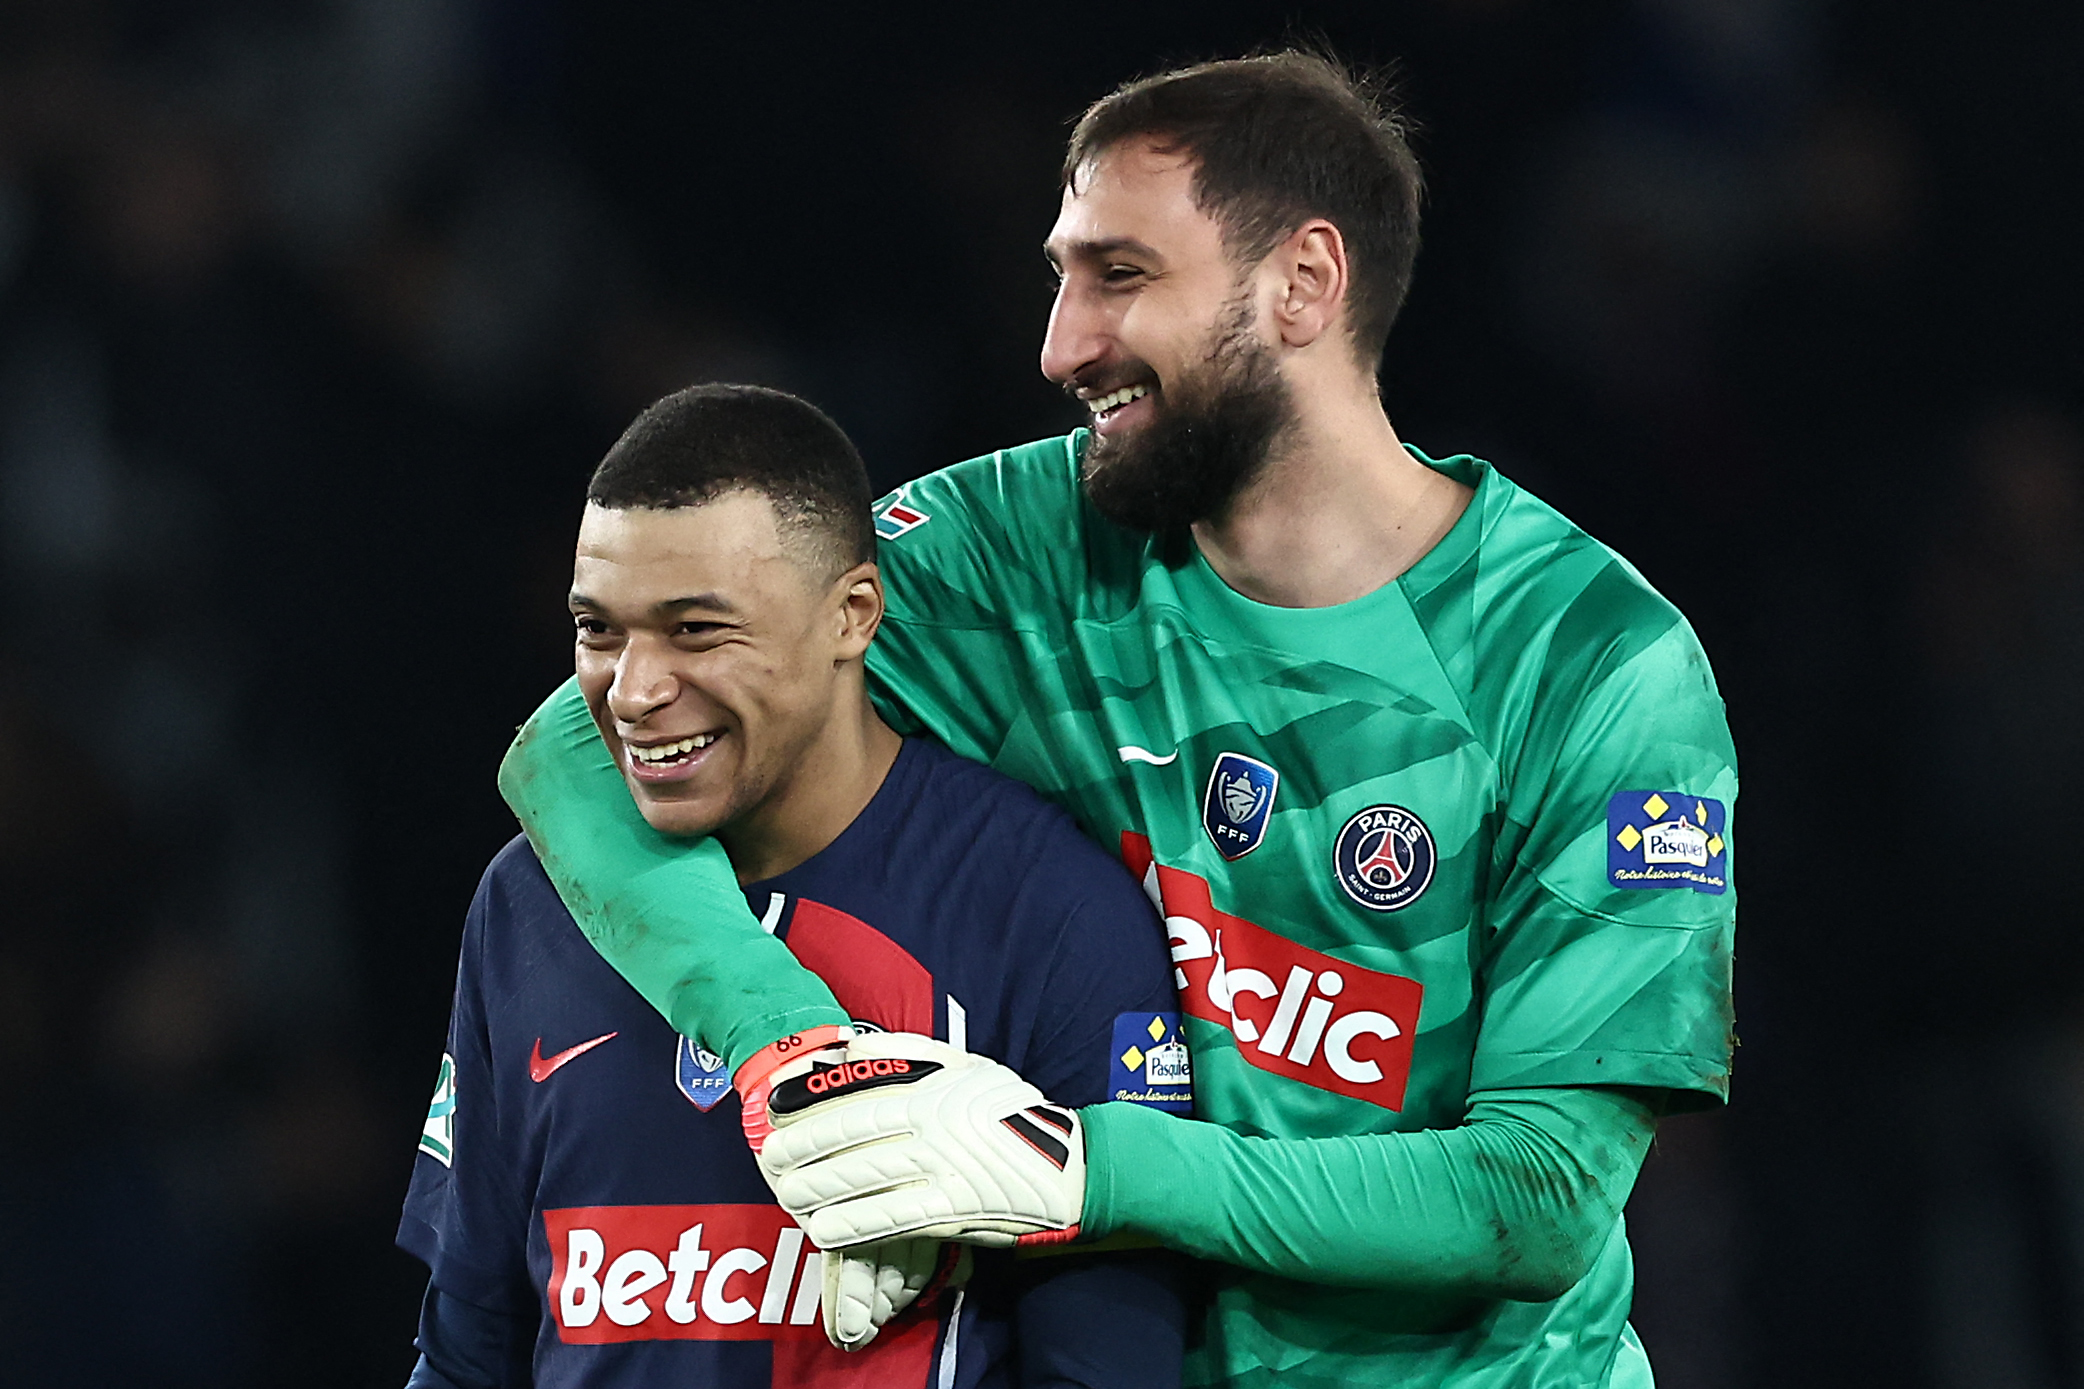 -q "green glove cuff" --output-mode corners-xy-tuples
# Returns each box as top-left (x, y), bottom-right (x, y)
(497, 678), (850, 1073)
